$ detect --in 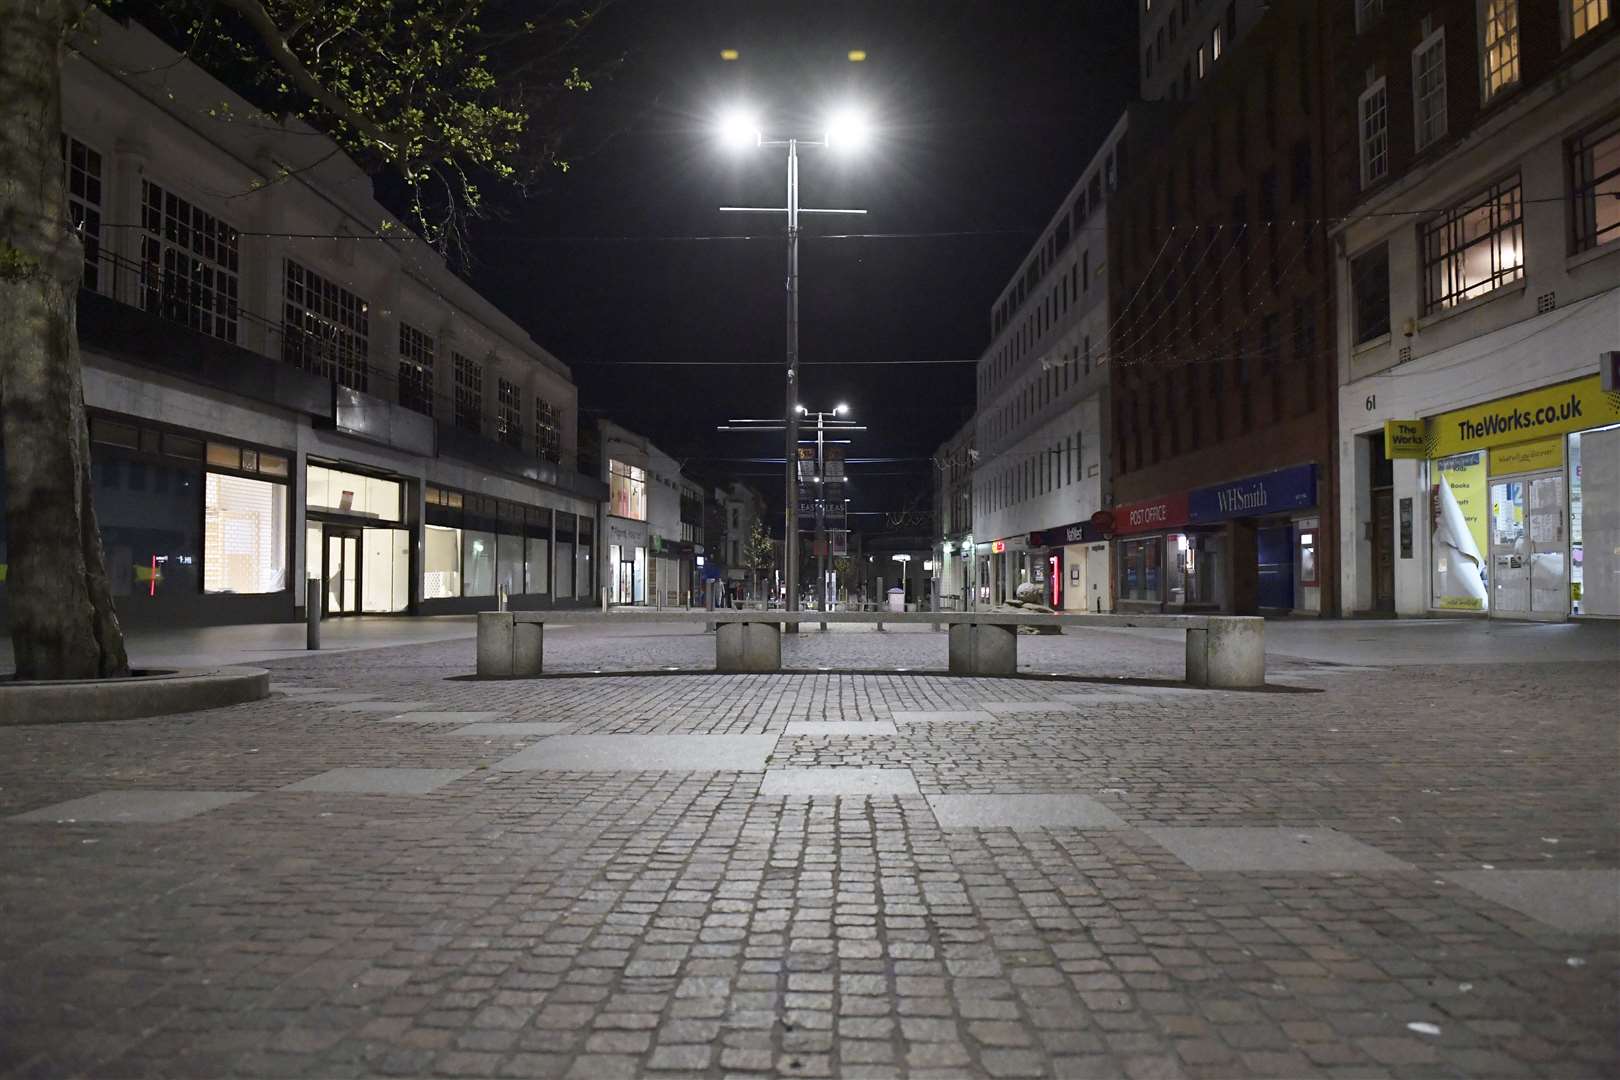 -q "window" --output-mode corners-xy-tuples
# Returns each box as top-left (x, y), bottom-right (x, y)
(462, 530), (496, 596)
(306, 464), (401, 522)
(1212, 24), (1222, 60)
(1413, 30), (1449, 154)
(1567, 0), (1611, 40)
(1357, 0), (1383, 32)
(497, 378), (522, 449)
(535, 396), (562, 463)
(1481, 1), (1520, 100)
(1570, 113), (1620, 253)
(1197, 45), (1206, 79)
(609, 459), (647, 520)
(1358, 79), (1389, 187)
(424, 525), (462, 599)
(141, 181), (240, 343)
(283, 261), (367, 390)
(1350, 244), (1391, 344)
(1422, 176), (1524, 312)
(61, 135), (103, 291)
(453, 353), (482, 433)
(398, 324), (435, 417)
